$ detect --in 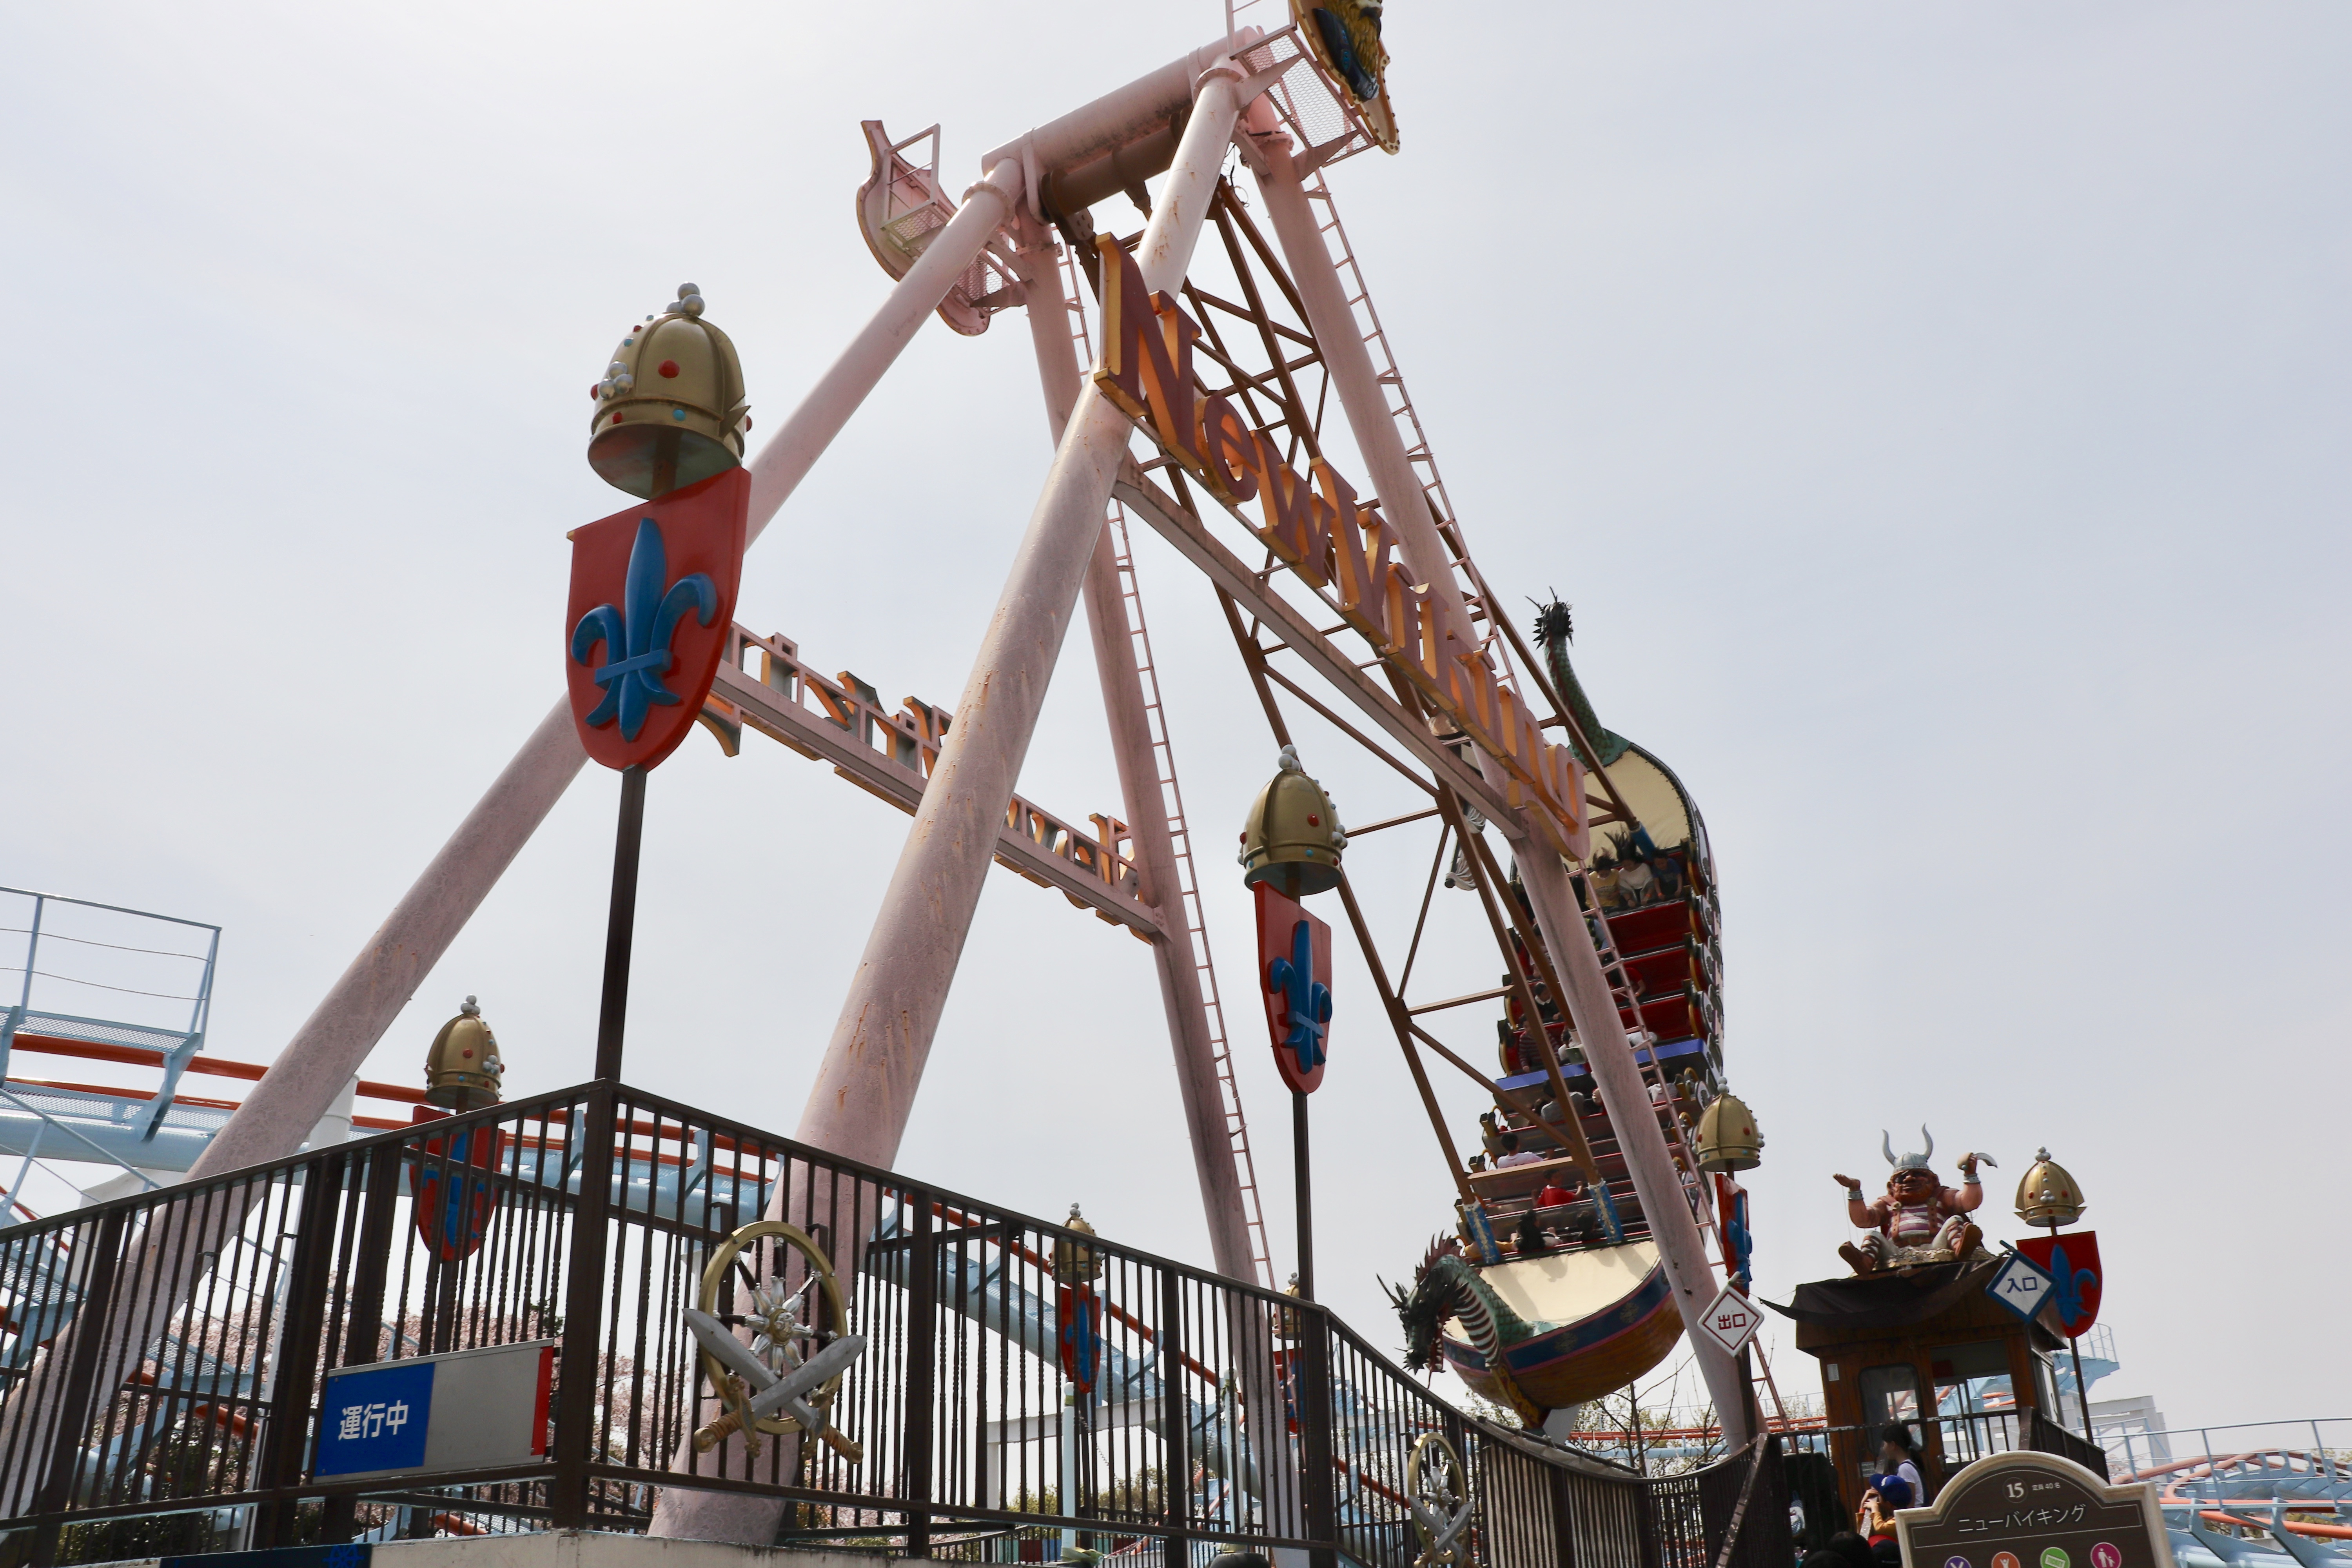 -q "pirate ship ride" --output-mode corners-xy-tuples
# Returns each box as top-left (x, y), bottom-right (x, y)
(1390, 602), (1742, 1423)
